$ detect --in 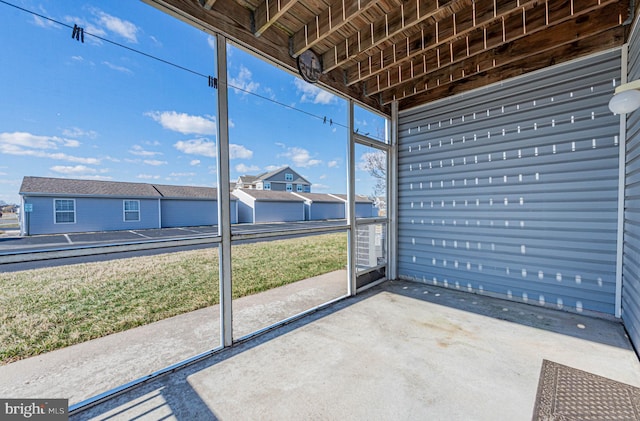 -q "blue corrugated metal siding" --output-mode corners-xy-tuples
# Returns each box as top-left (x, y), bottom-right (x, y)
(309, 203), (345, 220)
(398, 51), (621, 315)
(623, 22), (640, 349)
(254, 202), (304, 223)
(161, 200), (217, 227)
(355, 203), (374, 218)
(24, 197), (160, 234)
